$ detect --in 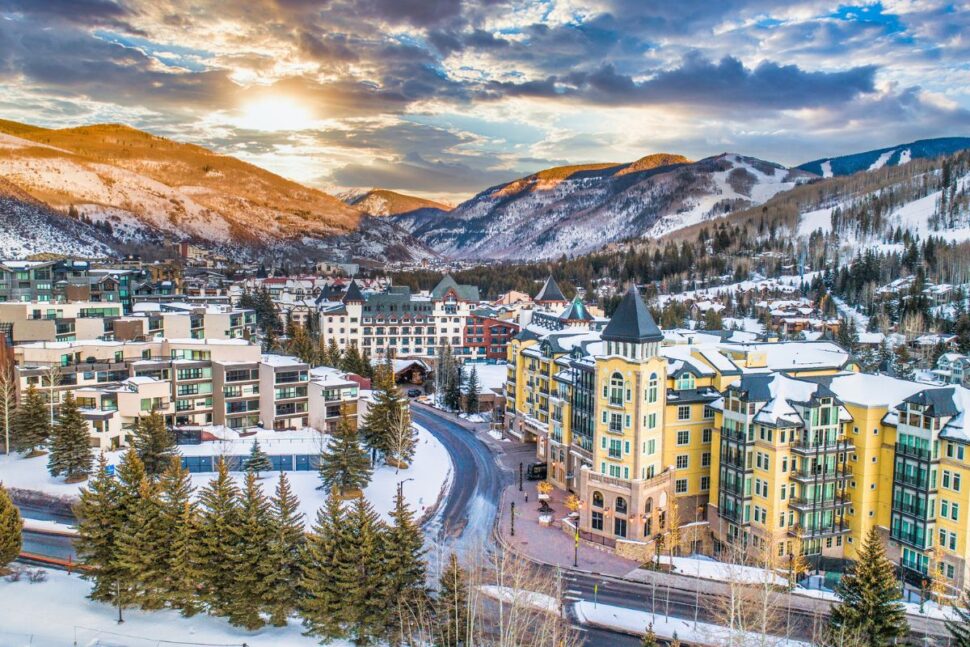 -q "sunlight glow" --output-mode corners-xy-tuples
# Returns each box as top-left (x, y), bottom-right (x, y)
(236, 96), (315, 132)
